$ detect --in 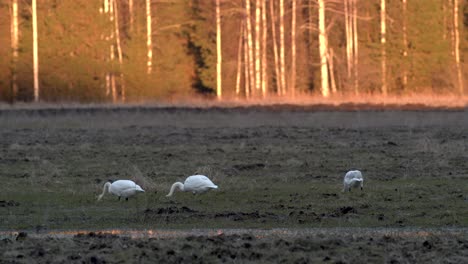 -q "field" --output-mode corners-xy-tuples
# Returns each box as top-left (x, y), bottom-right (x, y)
(1, 105), (468, 263)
